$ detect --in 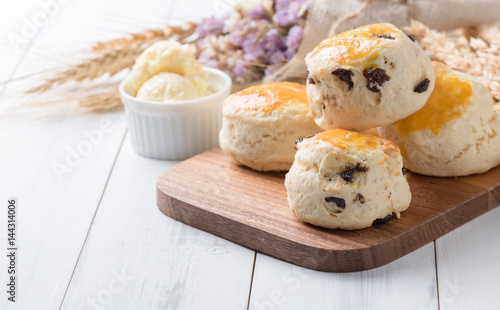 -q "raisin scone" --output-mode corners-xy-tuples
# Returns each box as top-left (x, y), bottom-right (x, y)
(305, 23), (435, 131)
(379, 61), (500, 176)
(285, 129), (411, 230)
(219, 82), (323, 171)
